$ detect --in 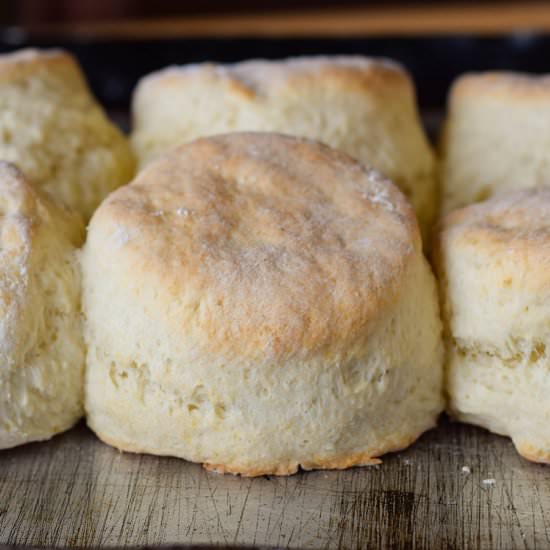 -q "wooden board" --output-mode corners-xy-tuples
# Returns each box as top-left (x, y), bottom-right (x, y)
(1, 417), (549, 549)
(22, 3), (550, 39)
